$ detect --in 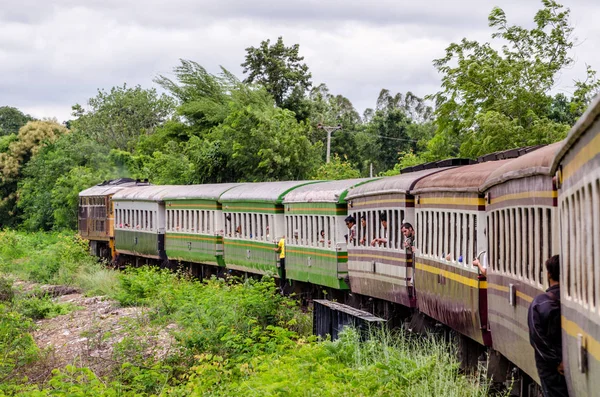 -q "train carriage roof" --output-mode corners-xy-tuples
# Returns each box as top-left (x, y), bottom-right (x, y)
(219, 181), (320, 204)
(79, 179), (146, 197)
(411, 160), (512, 193)
(345, 168), (453, 199)
(282, 178), (376, 204)
(112, 186), (176, 202)
(551, 94), (600, 173)
(161, 184), (242, 201)
(481, 141), (562, 190)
